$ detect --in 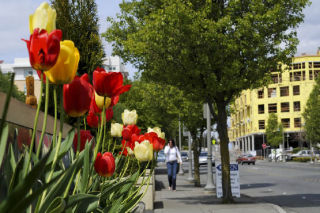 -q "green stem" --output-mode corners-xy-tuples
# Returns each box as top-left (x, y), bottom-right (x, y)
(36, 76), (49, 158)
(24, 73), (43, 177)
(119, 157), (131, 179)
(76, 117), (81, 156)
(94, 97), (106, 158)
(52, 85), (58, 147)
(83, 117), (86, 130)
(71, 171), (81, 195)
(38, 85), (64, 207)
